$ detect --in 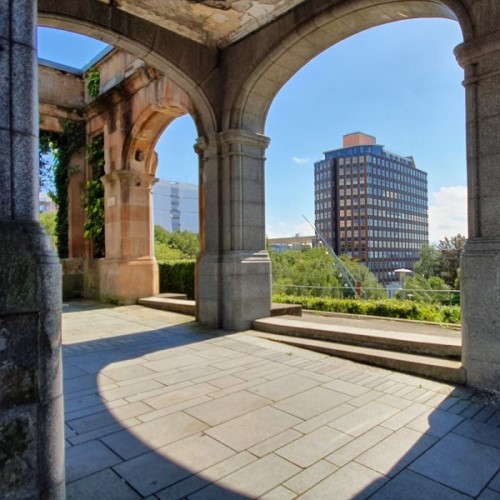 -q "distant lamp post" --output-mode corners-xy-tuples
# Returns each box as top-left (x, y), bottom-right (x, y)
(394, 268), (412, 299)
(394, 268), (412, 284)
